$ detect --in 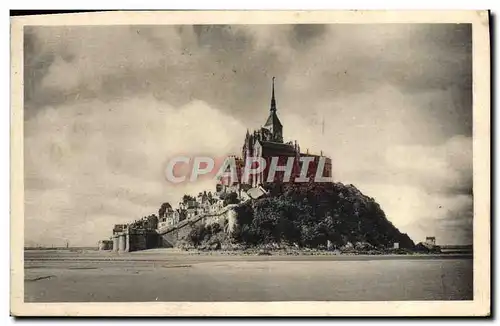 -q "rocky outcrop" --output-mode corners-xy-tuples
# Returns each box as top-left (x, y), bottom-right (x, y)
(185, 182), (415, 250)
(166, 182), (415, 251)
